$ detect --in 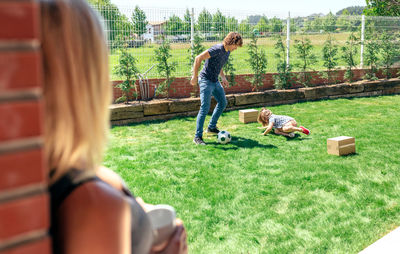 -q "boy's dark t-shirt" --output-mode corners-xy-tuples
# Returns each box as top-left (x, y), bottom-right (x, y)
(199, 43), (230, 82)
